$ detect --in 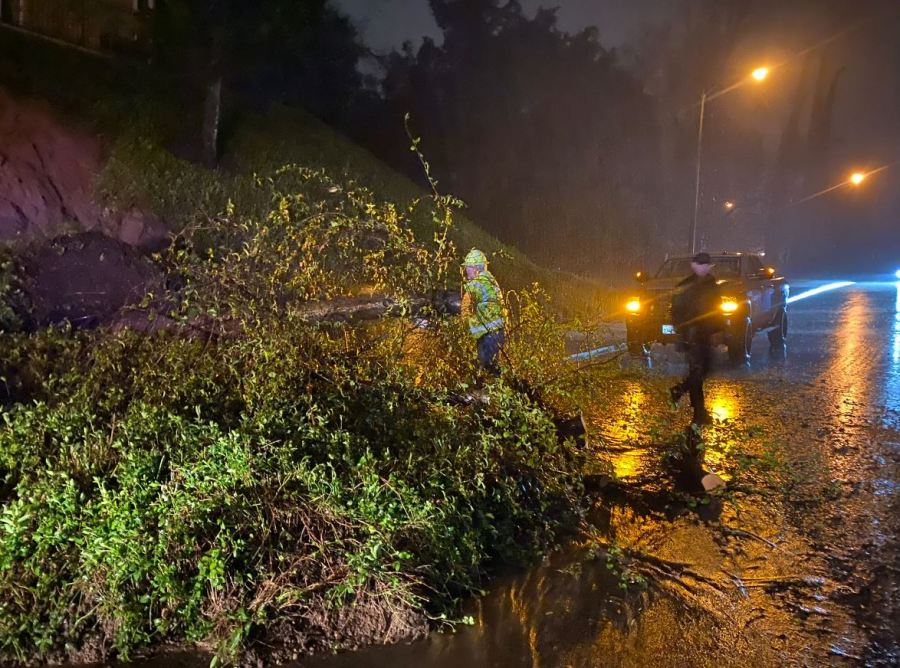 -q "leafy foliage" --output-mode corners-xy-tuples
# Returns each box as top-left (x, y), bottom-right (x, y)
(0, 249), (27, 333)
(0, 167), (587, 664)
